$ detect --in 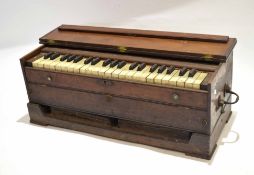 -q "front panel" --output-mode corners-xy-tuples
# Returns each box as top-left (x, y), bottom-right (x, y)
(28, 83), (209, 133)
